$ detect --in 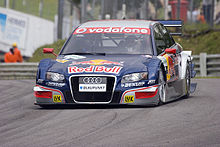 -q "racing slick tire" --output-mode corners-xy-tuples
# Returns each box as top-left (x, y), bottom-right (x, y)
(184, 63), (191, 98)
(157, 68), (166, 106)
(39, 105), (53, 109)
